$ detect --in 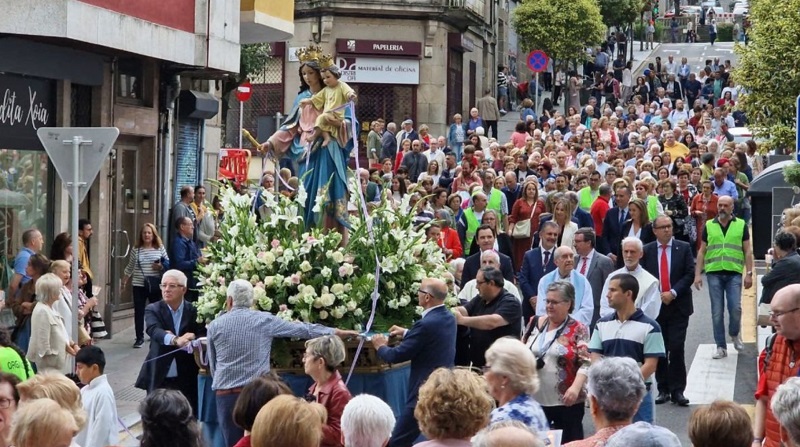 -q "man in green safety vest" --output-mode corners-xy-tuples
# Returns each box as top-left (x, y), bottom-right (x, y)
(457, 191), (488, 257)
(481, 171), (509, 231)
(578, 171), (603, 212)
(693, 195), (754, 360)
